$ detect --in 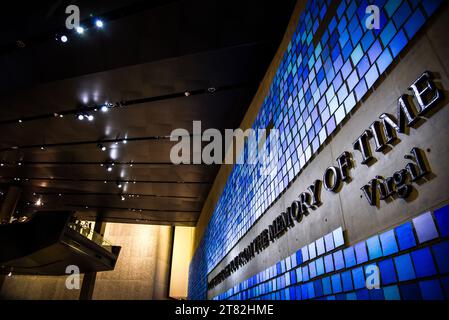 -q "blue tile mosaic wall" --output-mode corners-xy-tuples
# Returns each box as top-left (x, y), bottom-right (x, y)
(188, 0), (445, 300)
(212, 204), (449, 300)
